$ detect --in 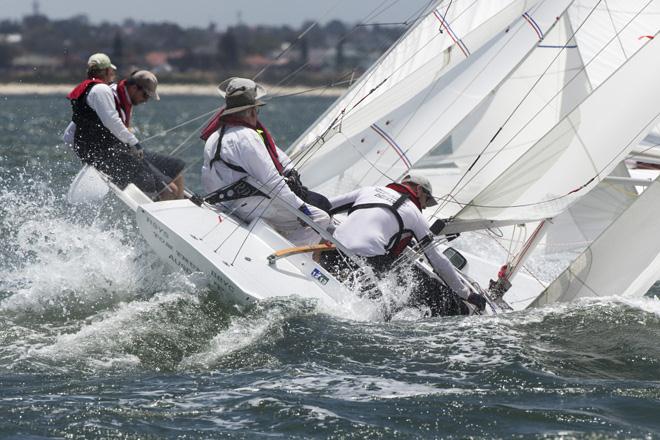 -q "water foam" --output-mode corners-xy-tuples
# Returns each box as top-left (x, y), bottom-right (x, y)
(0, 172), (163, 321)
